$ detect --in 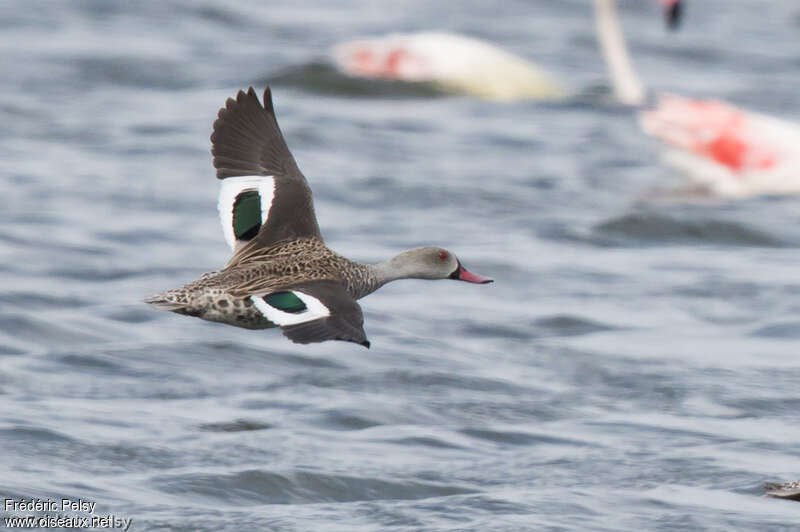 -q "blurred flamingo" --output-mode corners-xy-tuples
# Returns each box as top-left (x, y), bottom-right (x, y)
(596, 0), (800, 198)
(331, 31), (565, 102)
